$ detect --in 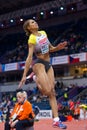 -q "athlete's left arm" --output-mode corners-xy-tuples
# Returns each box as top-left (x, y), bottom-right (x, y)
(49, 41), (67, 53)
